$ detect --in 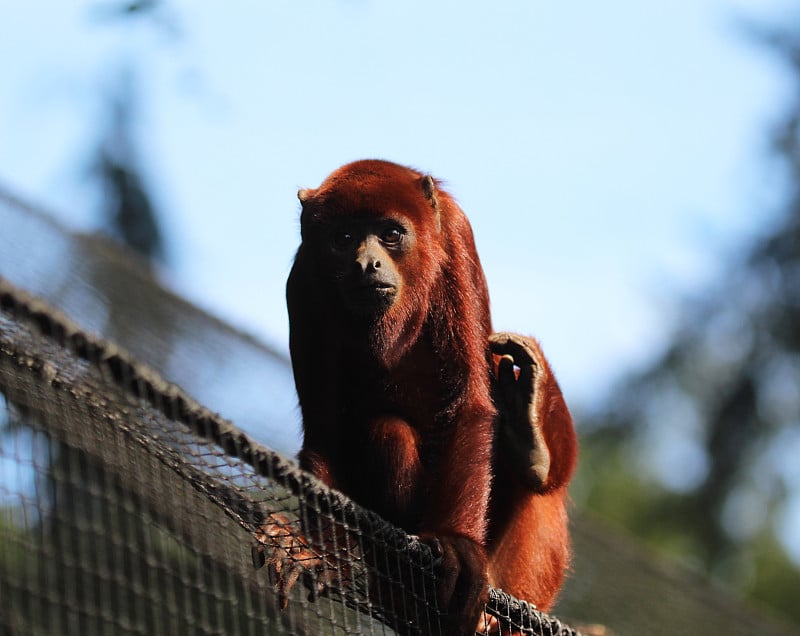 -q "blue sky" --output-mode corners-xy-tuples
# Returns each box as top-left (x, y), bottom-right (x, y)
(0, 0), (792, 412)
